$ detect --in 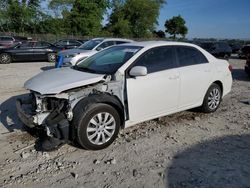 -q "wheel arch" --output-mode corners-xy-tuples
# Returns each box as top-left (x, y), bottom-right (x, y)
(72, 93), (125, 128)
(213, 80), (223, 96)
